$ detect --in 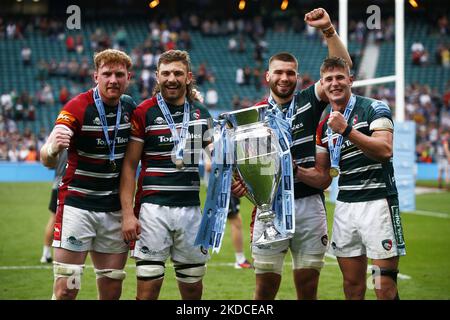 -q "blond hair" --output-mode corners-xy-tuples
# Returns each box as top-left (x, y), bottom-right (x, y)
(93, 49), (132, 70)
